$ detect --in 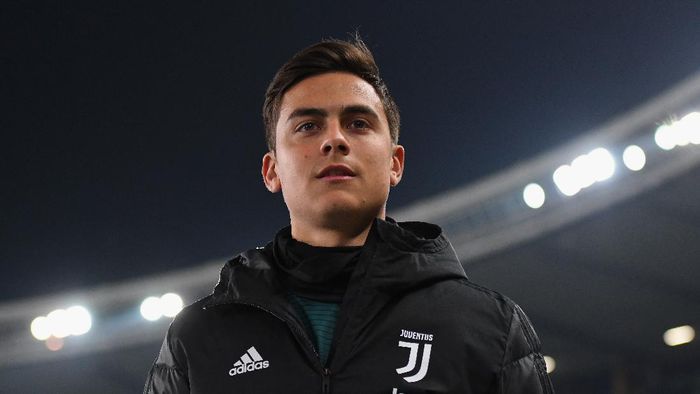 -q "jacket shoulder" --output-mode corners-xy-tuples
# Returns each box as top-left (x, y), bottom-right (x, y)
(166, 295), (217, 341)
(450, 278), (522, 321)
(453, 279), (541, 350)
(449, 279), (554, 393)
(143, 296), (216, 394)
